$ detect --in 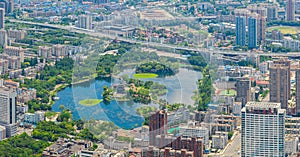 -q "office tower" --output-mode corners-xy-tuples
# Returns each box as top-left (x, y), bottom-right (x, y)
(236, 16), (246, 46)
(78, 15), (92, 30)
(241, 102), (285, 157)
(267, 6), (278, 21)
(236, 78), (251, 107)
(248, 17), (257, 49)
(149, 110), (167, 146)
(0, 29), (7, 47)
(0, 8), (4, 29)
(269, 59), (290, 110)
(286, 0), (295, 21)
